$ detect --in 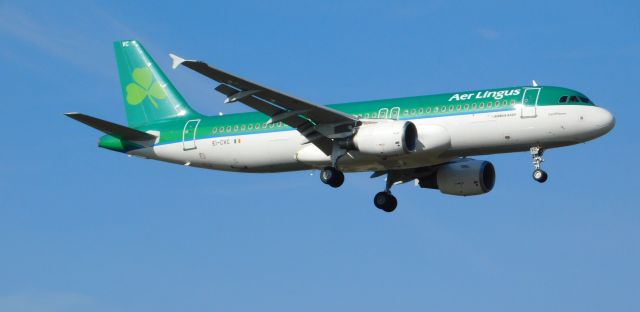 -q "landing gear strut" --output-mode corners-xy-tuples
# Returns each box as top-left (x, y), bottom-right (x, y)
(320, 144), (347, 188)
(530, 146), (548, 183)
